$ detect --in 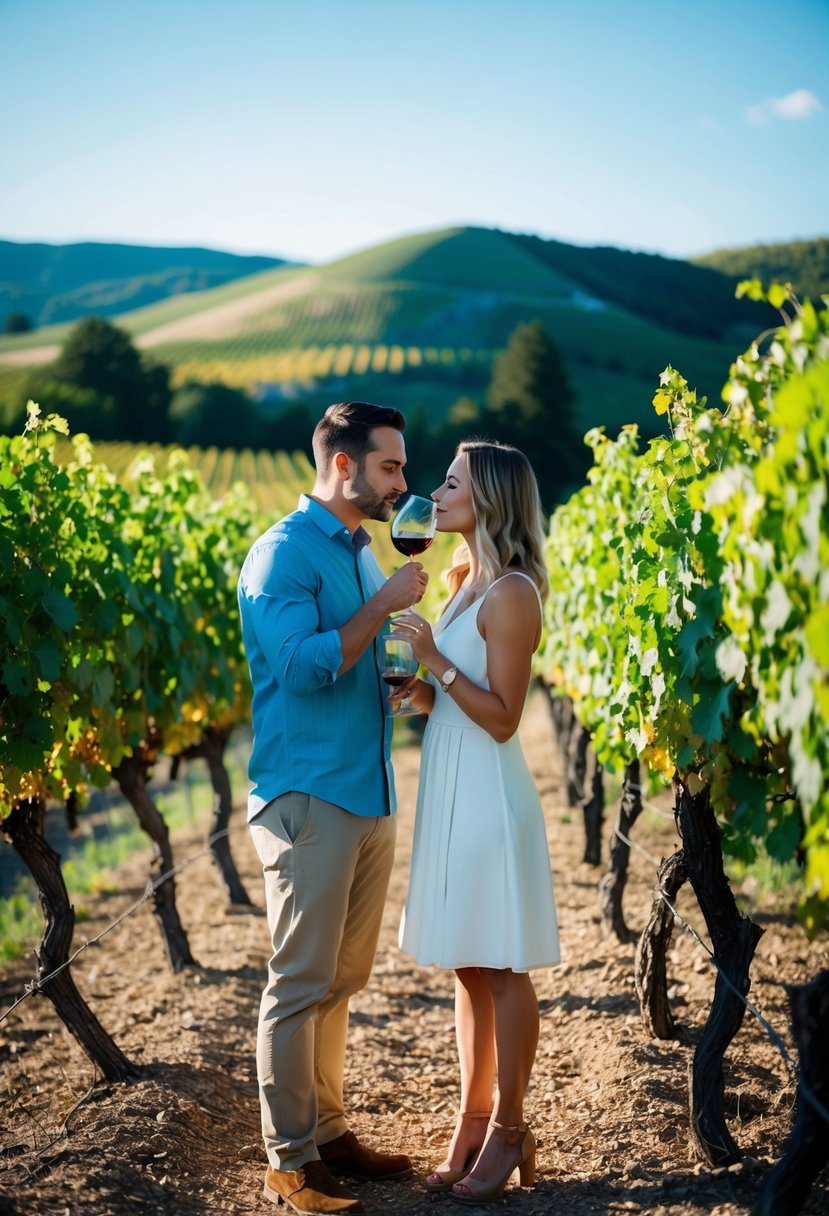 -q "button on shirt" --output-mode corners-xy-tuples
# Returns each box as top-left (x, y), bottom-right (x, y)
(238, 495), (395, 821)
